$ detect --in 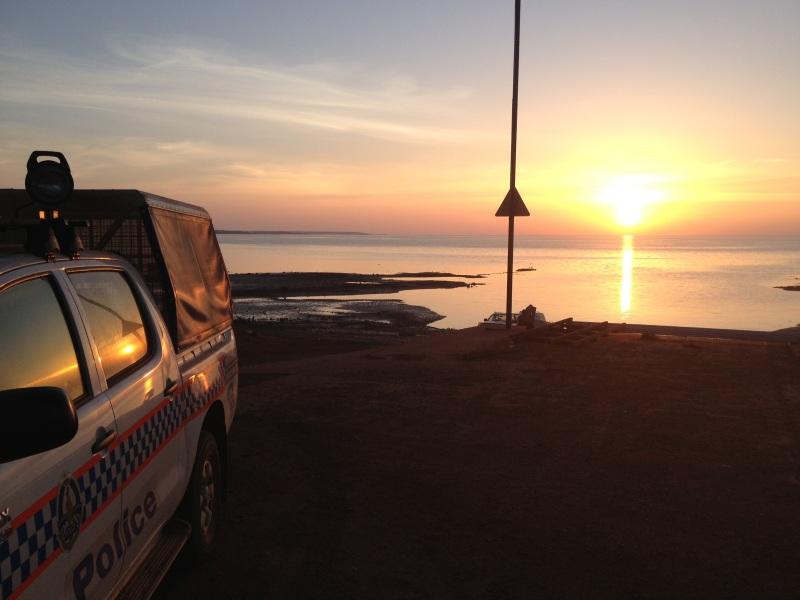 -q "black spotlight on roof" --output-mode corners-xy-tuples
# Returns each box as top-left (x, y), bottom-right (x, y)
(25, 151), (74, 207)
(14, 151), (85, 260)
